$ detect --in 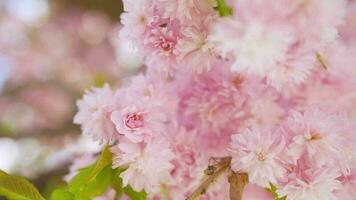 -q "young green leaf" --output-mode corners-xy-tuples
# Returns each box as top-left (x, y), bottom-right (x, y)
(216, 0), (233, 17)
(67, 165), (95, 192)
(53, 146), (117, 200)
(88, 146), (113, 181)
(74, 166), (115, 199)
(0, 174), (46, 200)
(51, 189), (74, 200)
(123, 186), (147, 200)
(267, 183), (287, 200)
